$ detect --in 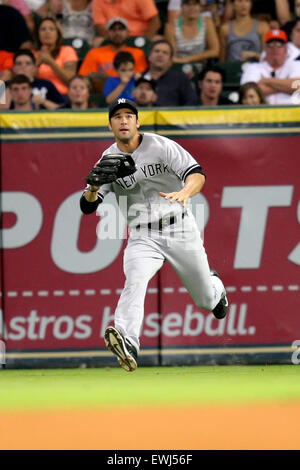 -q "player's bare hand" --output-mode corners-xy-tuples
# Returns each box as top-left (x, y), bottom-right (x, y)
(159, 190), (190, 207)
